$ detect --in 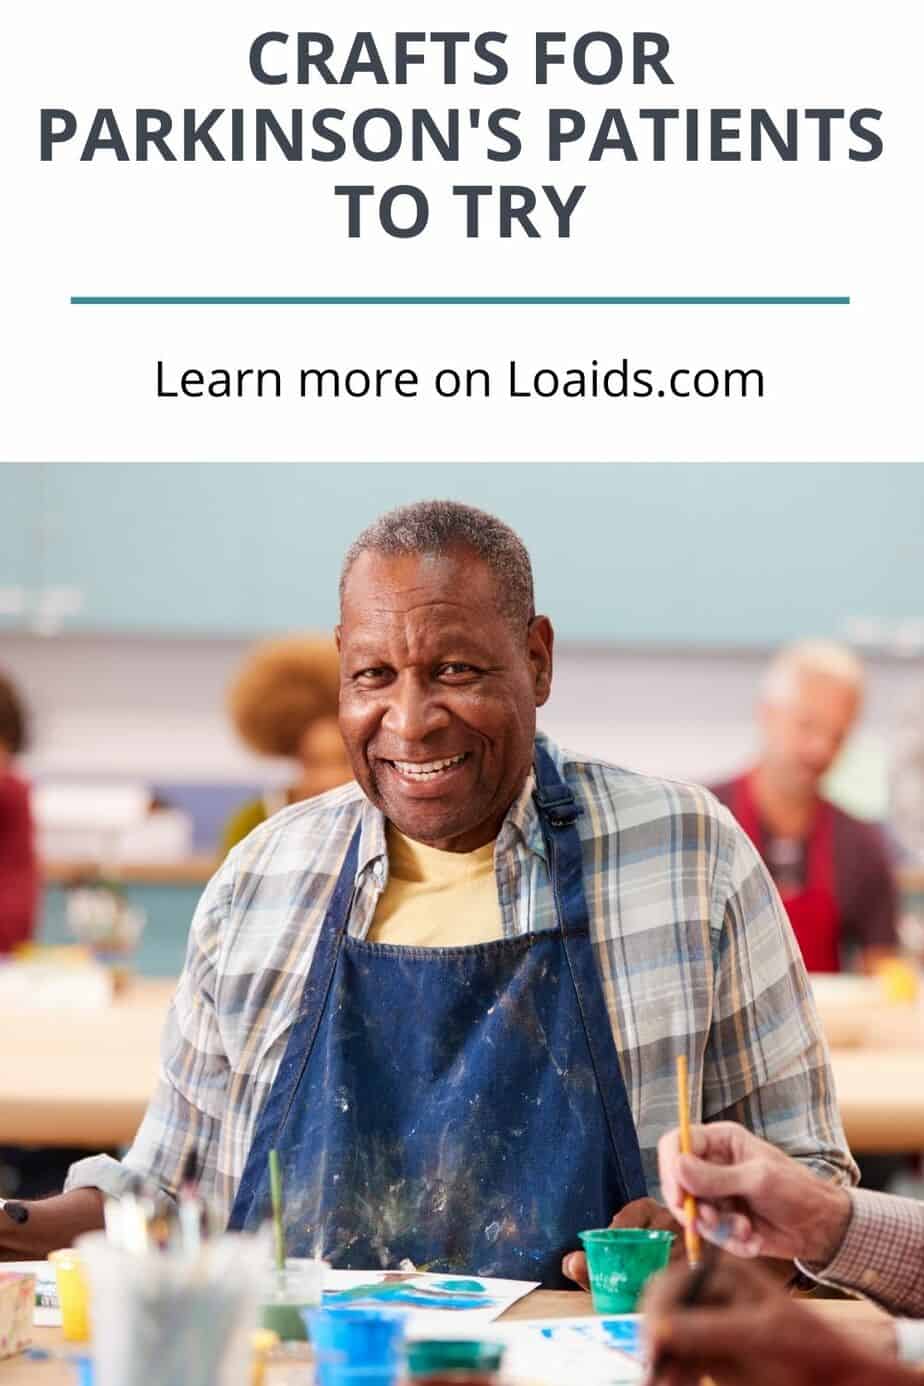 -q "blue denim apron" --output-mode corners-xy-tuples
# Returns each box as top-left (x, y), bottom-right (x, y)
(228, 743), (646, 1286)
